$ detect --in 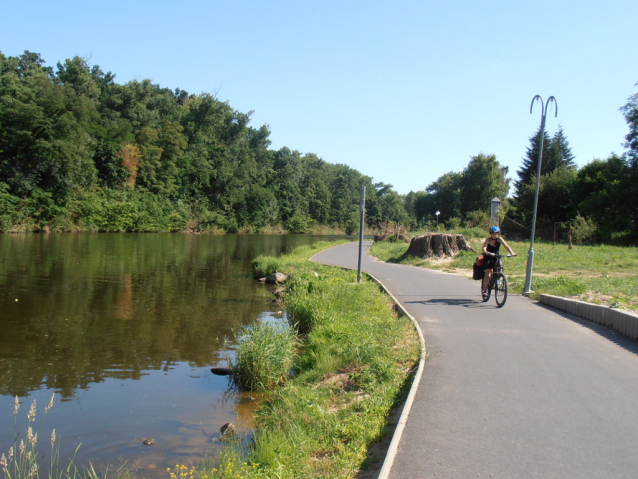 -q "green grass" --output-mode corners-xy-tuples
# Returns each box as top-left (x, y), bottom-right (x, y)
(251, 240), (350, 279)
(211, 242), (421, 478)
(370, 237), (638, 310)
